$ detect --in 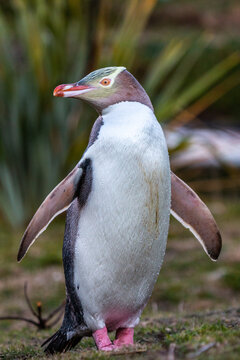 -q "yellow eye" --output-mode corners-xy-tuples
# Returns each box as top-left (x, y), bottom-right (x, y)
(100, 78), (111, 86)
